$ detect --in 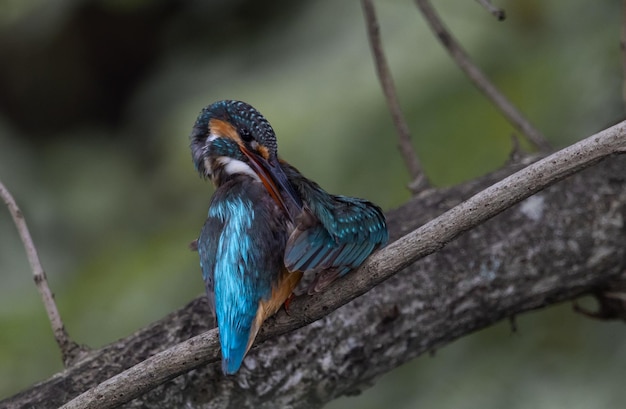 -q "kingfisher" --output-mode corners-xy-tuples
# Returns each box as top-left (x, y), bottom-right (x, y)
(190, 100), (388, 374)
